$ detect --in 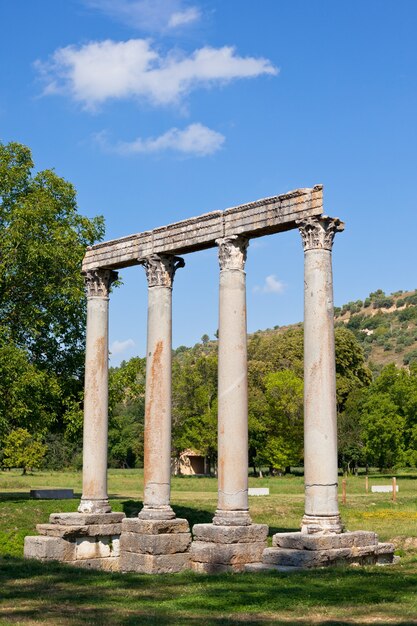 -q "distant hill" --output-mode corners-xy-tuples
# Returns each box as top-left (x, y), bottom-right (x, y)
(245, 289), (417, 371)
(334, 289), (417, 368)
